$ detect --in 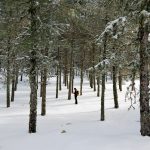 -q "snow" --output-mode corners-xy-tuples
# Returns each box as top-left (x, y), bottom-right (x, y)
(97, 17), (127, 43)
(35, 1), (39, 6)
(0, 76), (150, 150)
(140, 10), (150, 25)
(94, 59), (110, 70)
(141, 10), (150, 18)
